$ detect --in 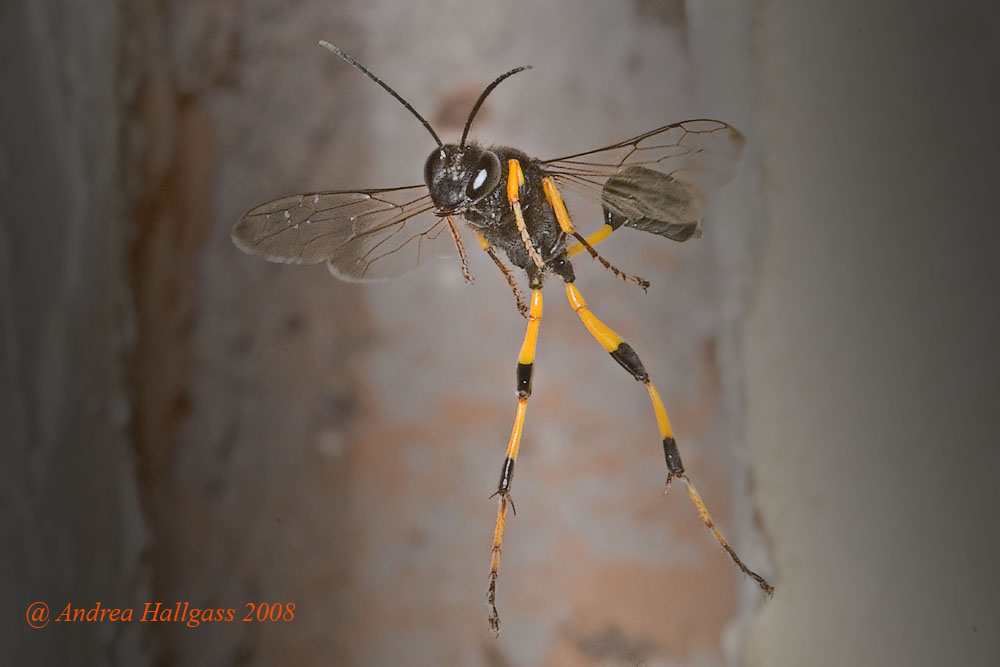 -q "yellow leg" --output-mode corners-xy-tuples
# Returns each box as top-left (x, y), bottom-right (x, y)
(565, 281), (774, 595)
(566, 224), (614, 257)
(507, 159), (545, 270)
(542, 176), (648, 289)
(542, 177), (576, 234)
(541, 177), (616, 257)
(488, 288), (543, 634)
